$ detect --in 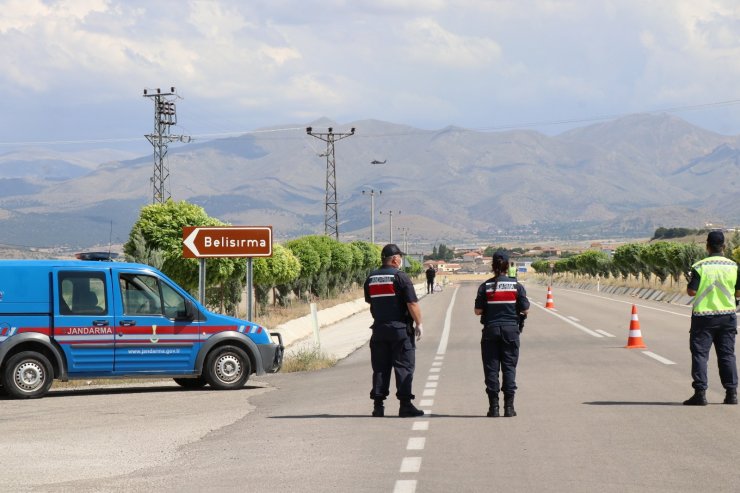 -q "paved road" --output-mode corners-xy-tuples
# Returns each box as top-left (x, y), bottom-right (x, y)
(3, 280), (740, 492)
